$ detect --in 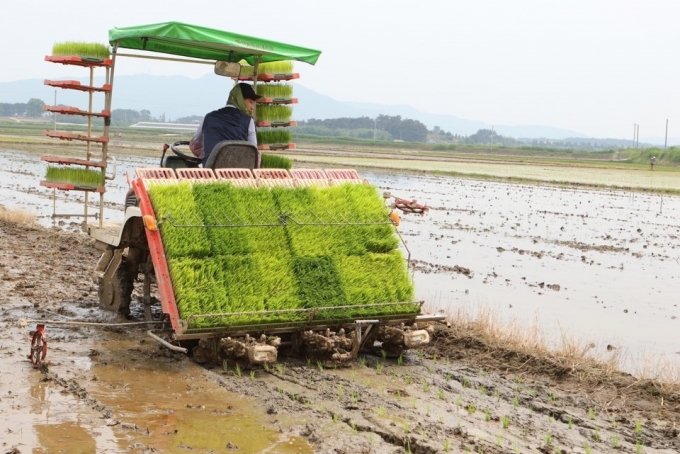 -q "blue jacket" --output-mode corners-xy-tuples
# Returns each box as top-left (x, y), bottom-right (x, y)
(201, 106), (252, 166)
